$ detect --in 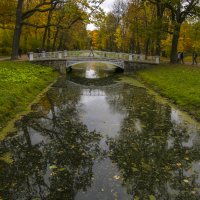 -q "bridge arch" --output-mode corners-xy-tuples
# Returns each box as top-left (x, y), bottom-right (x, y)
(28, 50), (159, 74)
(66, 60), (124, 69)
